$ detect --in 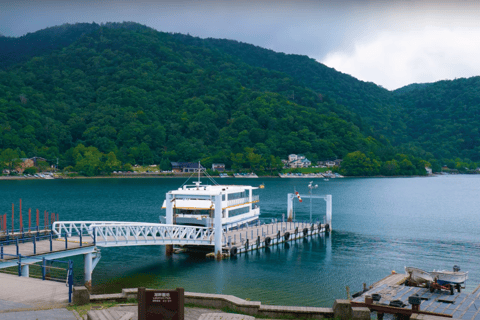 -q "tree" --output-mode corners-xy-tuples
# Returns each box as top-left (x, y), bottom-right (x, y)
(103, 152), (121, 174)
